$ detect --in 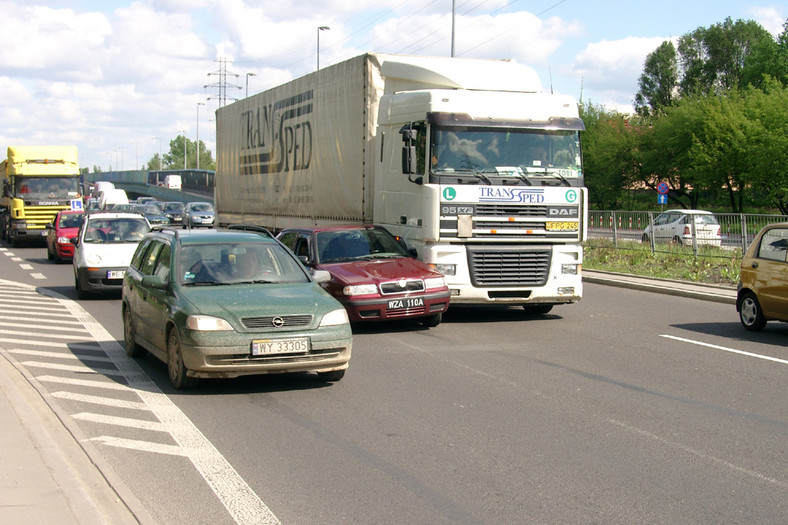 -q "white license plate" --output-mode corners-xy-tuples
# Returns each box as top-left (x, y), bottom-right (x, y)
(252, 337), (309, 356)
(107, 270), (125, 279)
(387, 297), (425, 310)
